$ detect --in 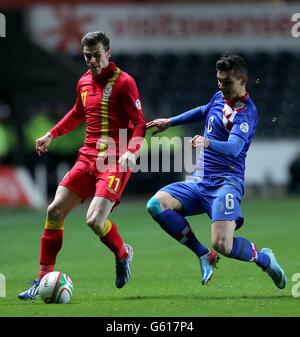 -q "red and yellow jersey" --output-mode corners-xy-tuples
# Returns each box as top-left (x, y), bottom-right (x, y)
(50, 62), (146, 159)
